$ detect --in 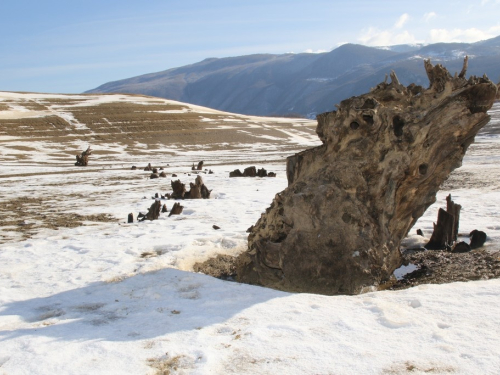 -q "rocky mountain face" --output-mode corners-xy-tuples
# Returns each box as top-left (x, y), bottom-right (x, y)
(234, 59), (498, 295)
(86, 36), (500, 118)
